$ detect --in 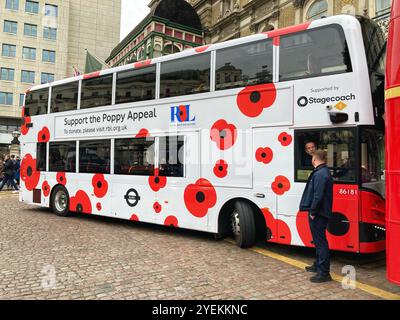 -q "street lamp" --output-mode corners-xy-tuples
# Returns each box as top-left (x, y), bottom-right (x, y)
(9, 131), (21, 157)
